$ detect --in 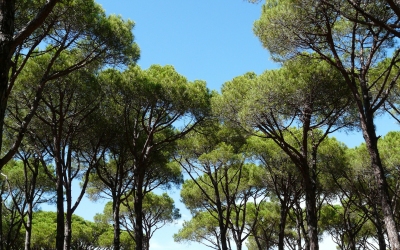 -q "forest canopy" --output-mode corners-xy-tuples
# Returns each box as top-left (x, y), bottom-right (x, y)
(1, 1), (400, 250)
